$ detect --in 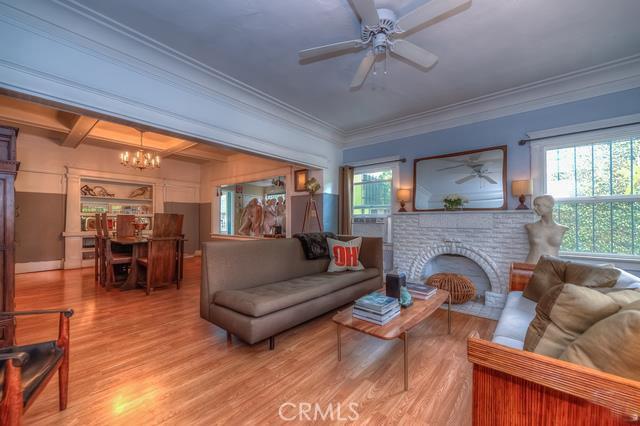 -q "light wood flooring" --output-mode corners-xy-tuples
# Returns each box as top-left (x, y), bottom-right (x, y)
(16, 258), (495, 425)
